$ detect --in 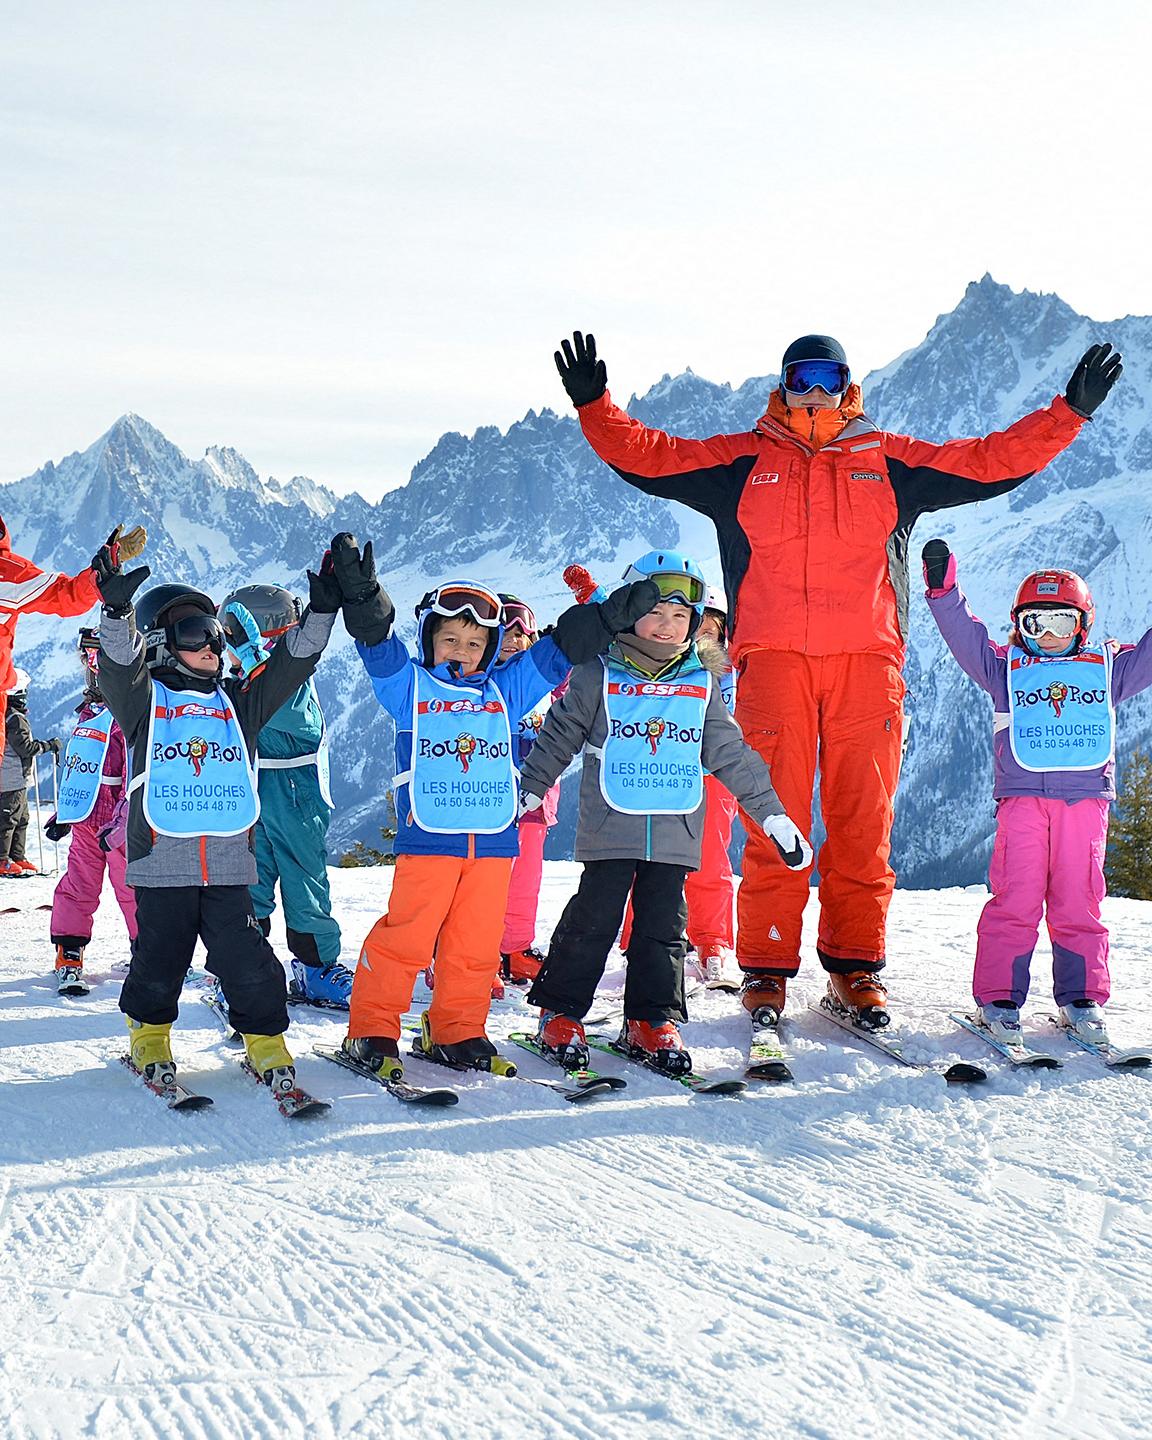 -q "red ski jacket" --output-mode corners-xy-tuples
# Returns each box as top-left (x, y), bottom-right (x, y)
(576, 388), (1087, 664)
